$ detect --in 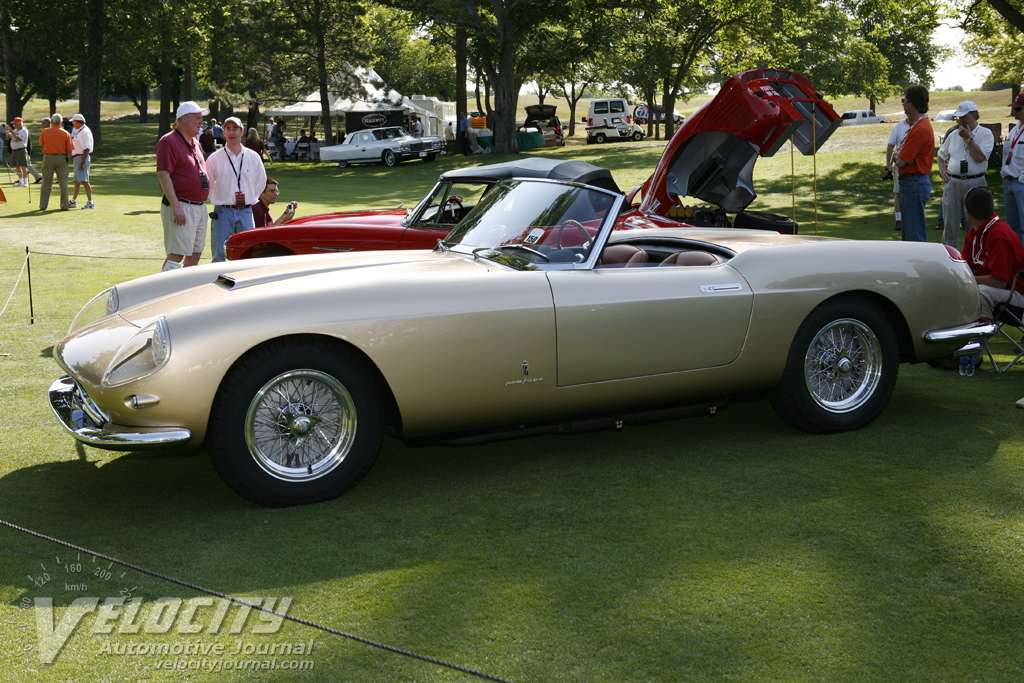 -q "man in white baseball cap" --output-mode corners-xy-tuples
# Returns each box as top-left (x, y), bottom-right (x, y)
(205, 115), (267, 262)
(937, 100), (994, 249)
(156, 101), (212, 270)
(69, 113), (95, 209)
